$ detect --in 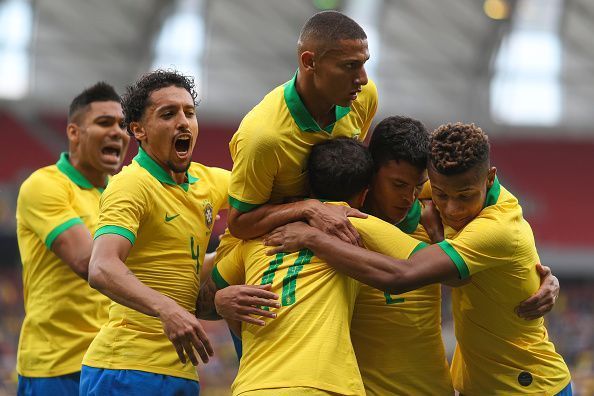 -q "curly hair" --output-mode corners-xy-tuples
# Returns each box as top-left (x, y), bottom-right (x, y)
(369, 116), (429, 170)
(308, 137), (373, 201)
(122, 69), (197, 135)
(430, 122), (490, 175)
